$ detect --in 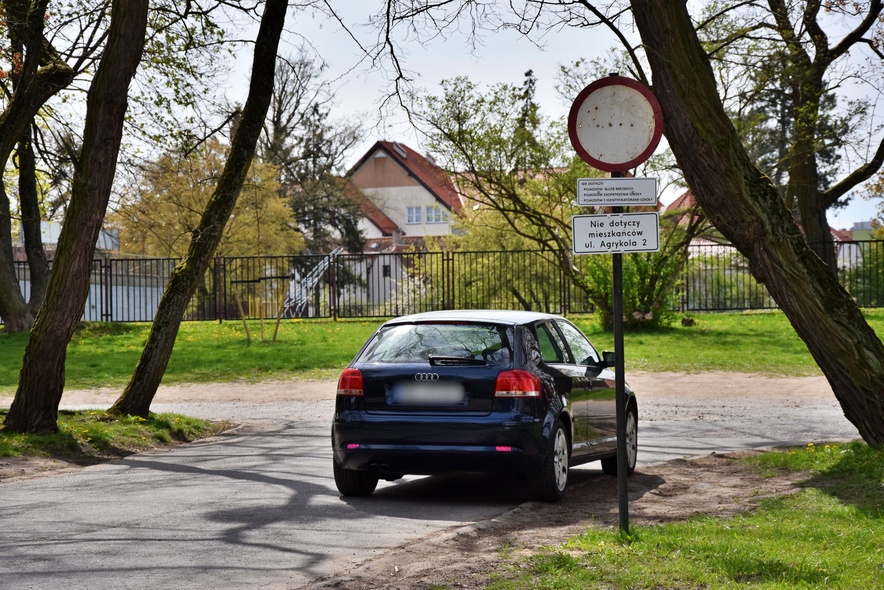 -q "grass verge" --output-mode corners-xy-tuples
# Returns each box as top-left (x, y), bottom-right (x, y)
(488, 441), (883, 590)
(0, 409), (233, 469)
